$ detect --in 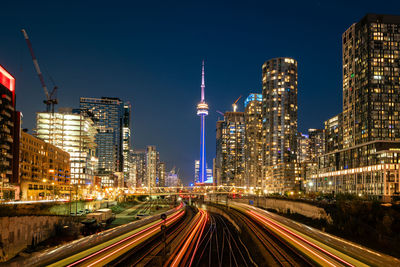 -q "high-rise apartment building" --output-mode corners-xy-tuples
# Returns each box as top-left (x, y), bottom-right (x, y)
(297, 133), (312, 163)
(19, 131), (70, 200)
(80, 97), (131, 184)
(342, 14), (400, 147)
(165, 167), (179, 187)
(122, 103), (132, 185)
(324, 114), (343, 154)
(314, 14), (400, 199)
(298, 129), (325, 164)
(308, 129), (325, 161)
(146, 145), (158, 190)
(215, 111), (245, 186)
(158, 162), (166, 187)
(35, 109), (97, 185)
(297, 129), (324, 190)
(0, 65), (19, 199)
(128, 158), (137, 188)
(131, 150), (146, 187)
(194, 159), (213, 184)
(262, 57), (299, 193)
(215, 120), (224, 186)
(244, 93), (263, 189)
(194, 160), (200, 182)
